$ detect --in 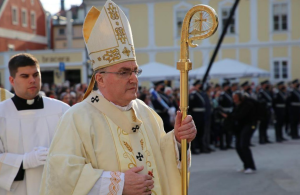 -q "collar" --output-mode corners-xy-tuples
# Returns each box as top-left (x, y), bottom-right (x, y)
(96, 90), (133, 111)
(11, 94), (44, 111)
